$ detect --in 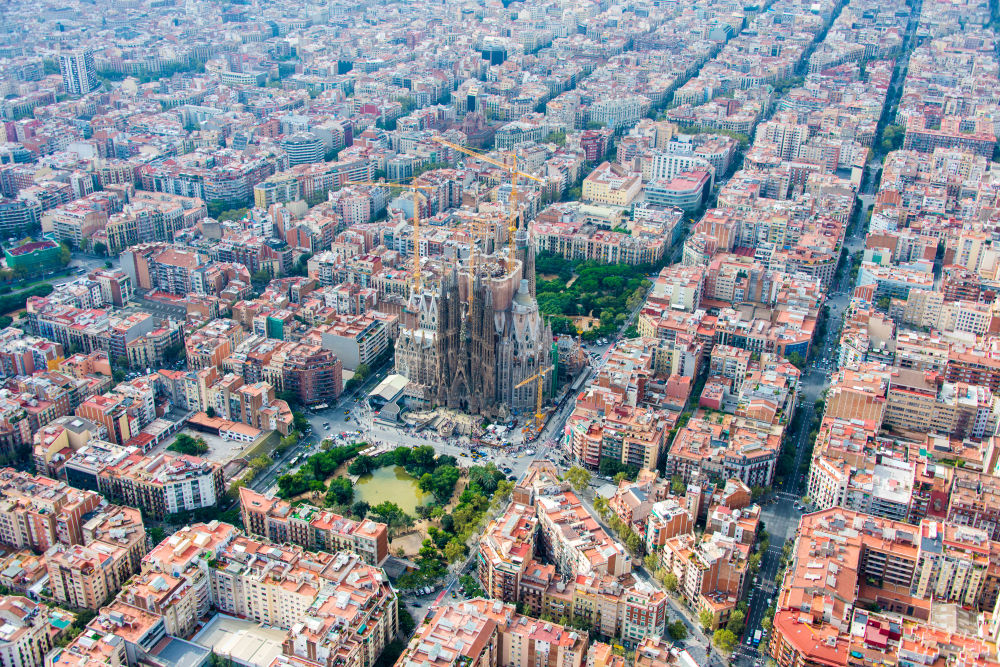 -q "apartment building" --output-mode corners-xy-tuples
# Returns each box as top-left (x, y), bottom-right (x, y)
(883, 369), (995, 440)
(0, 468), (103, 551)
(806, 417), (913, 521)
(823, 365), (890, 427)
(74, 393), (134, 446)
(44, 623), (126, 667)
(659, 532), (749, 629)
(207, 535), (397, 667)
(902, 115), (996, 157)
(708, 346), (751, 390)
(279, 343), (344, 405)
(45, 541), (131, 610)
(666, 414), (781, 489)
(511, 464), (668, 644)
(478, 502), (538, 604)
(43, 505), (147, 609)
(607, 470), (672, 532)
(239, 487), (389, 564)
(139, 520), (397, 665)
(645, 499), (695, 554)
(86, 269), (133, 307)
(532, 217), (672, 267)
(0, 596), (75, 667)
(116, 567), (201, 639)
(947, 469), (1000, 542)
(178, 367), (294, 435)
(633, 637), (680, 667)
(94, 451), (225, 520)
(0, 552), (47, 596)
(769, 507), (1000, 667)
(946, 344), (1000, 393)
(645, 170), (711, 212)
(648, 265), (705, 312)
(397, 598), (588, 667)
(311, 313), (390, 371)
(566, 340), (684, 470)
(582, 162), (642, 207)
(536, 487), (631, 580)
(58, 49), (97, 95)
